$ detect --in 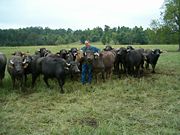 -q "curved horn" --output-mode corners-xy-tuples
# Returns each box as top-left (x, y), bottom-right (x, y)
(151, 49), (154, 52)
(66, 63), (71, 67)
(10, 60), (14, 64)
(94, 52), (99, 56)
(73, 52), (78, 56)
(22, 58), (27, 64)
(127, 49), (130, 52)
